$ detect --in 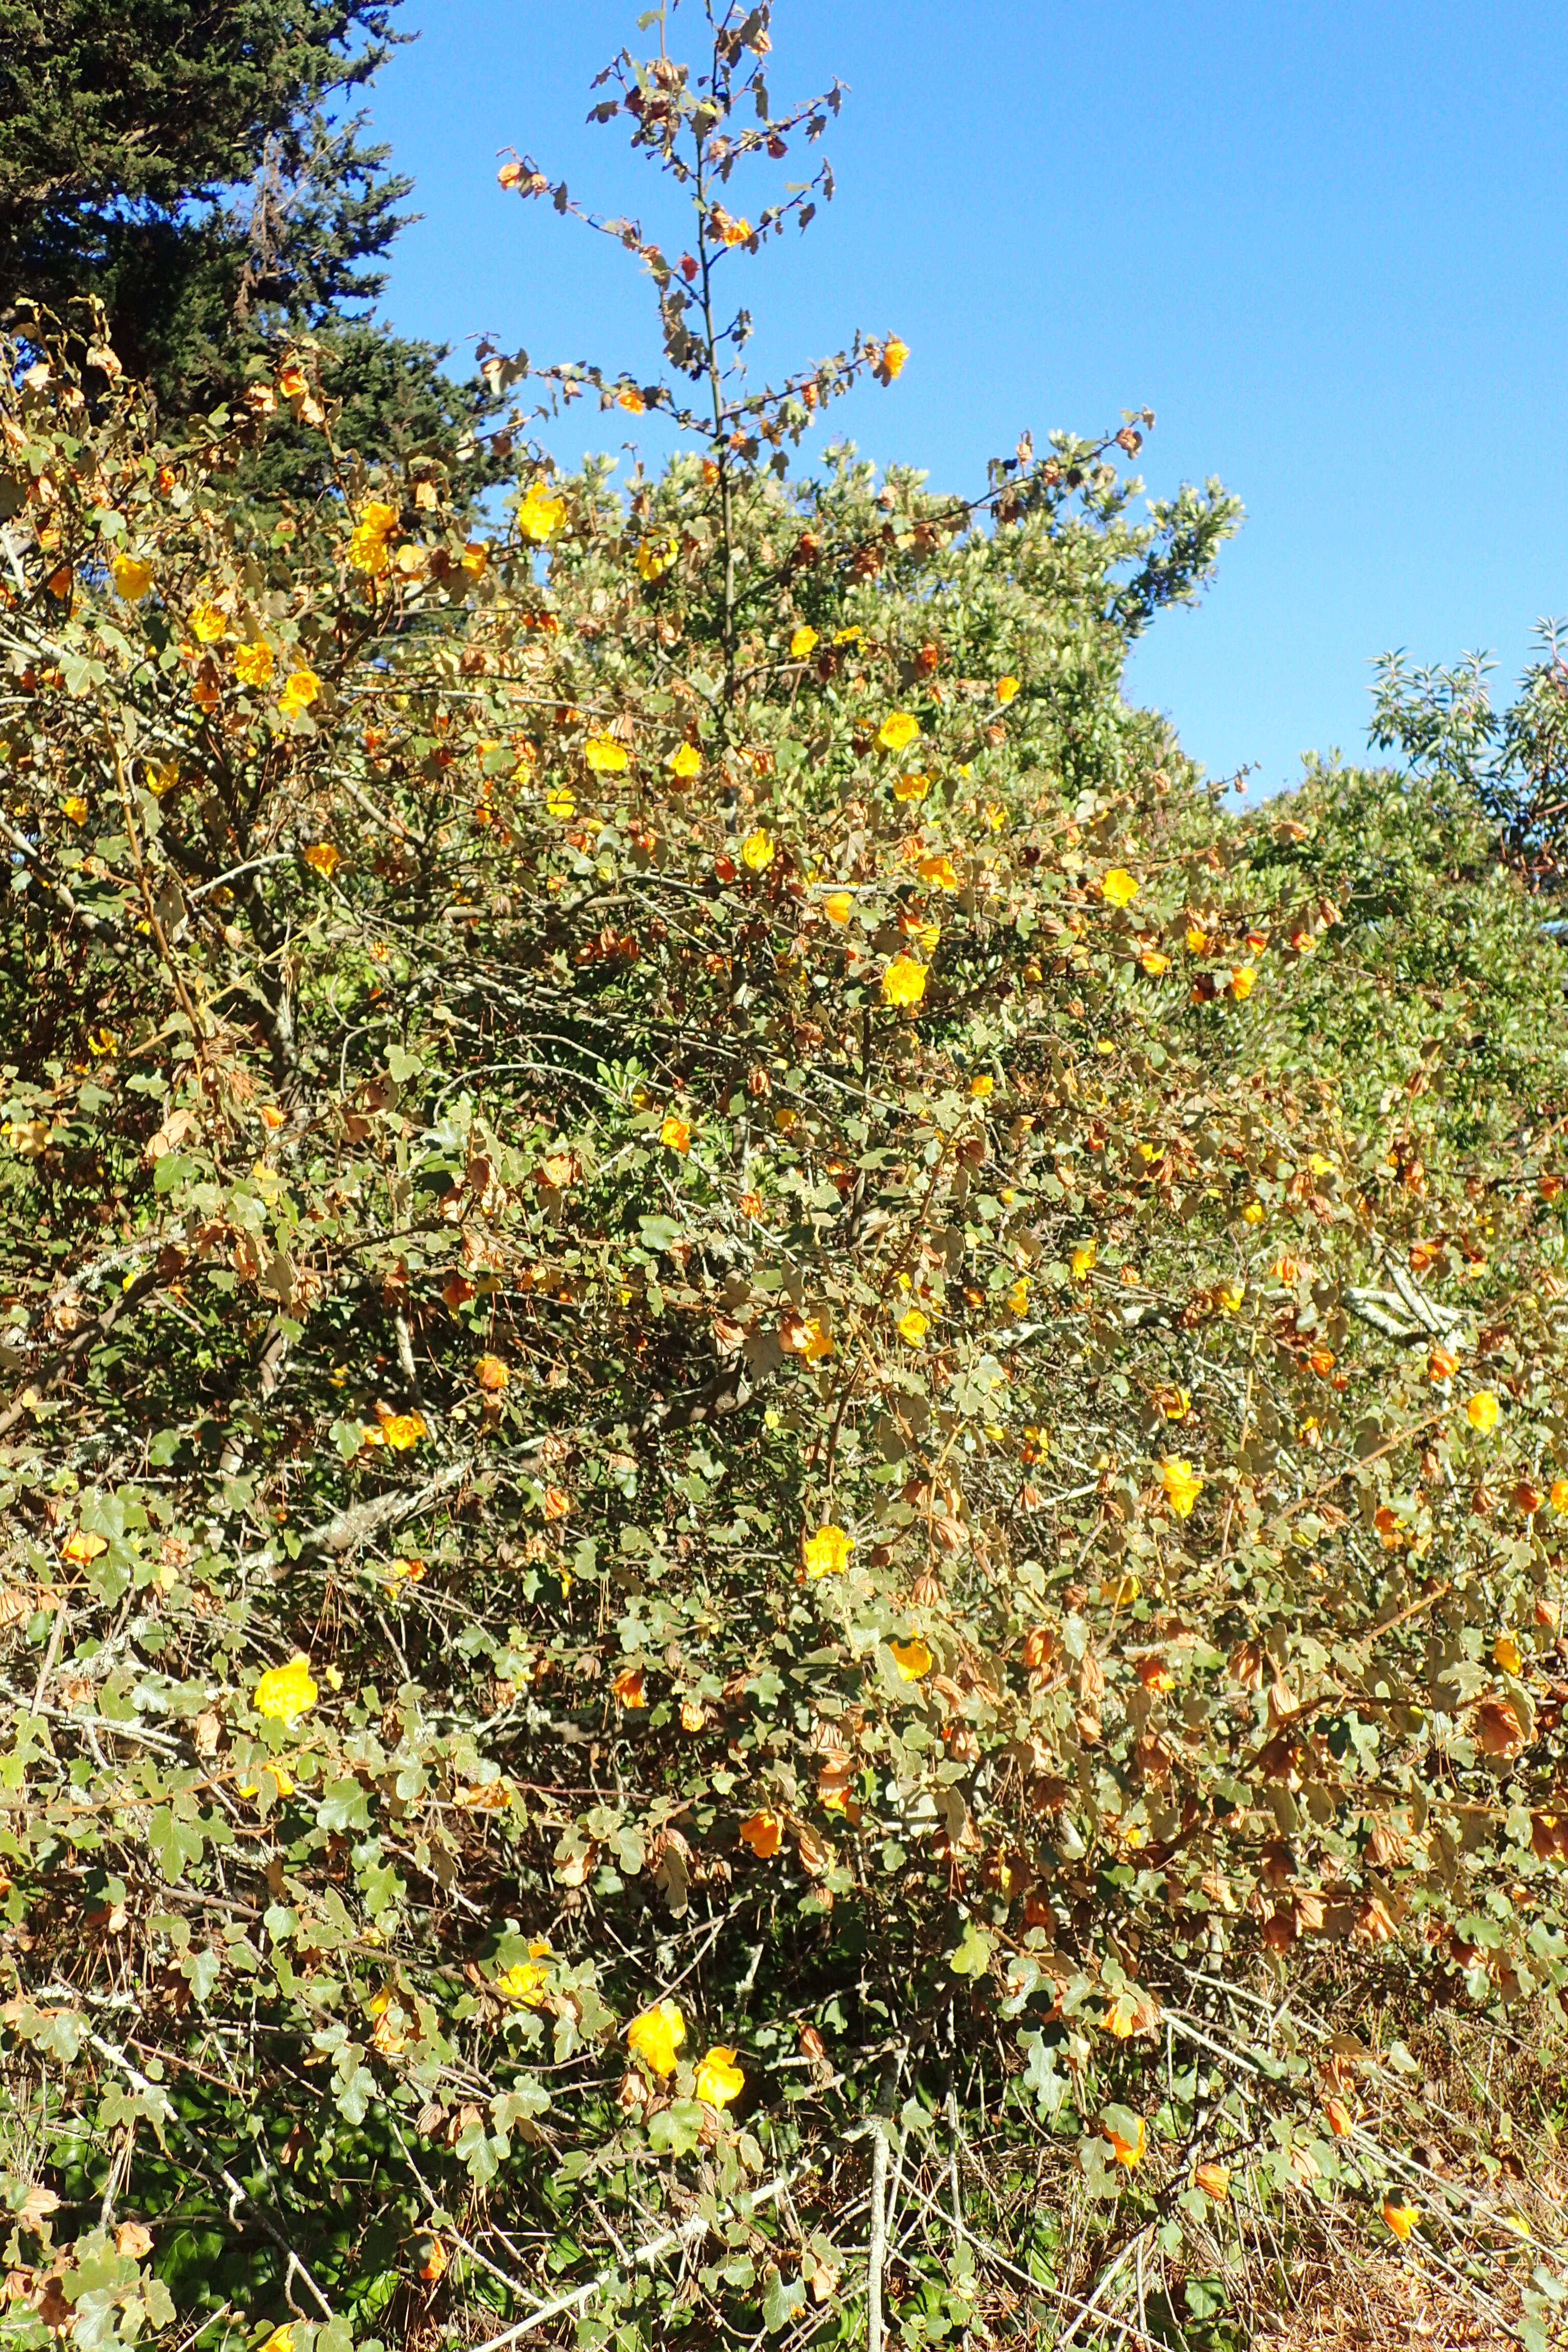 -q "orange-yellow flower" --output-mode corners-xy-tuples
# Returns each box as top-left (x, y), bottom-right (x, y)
(612, 1665), (647, 1708)
(995, 675), (1020, 703)
(254, 1655), (318, 1722)
(892, 771), (930, 802)
(636, 532), (678, 579)
(518, 484), (567, 543)
(741, 829), (775, 871)
(802, 1524), (854, 1579)
(1494, 1631), (1523, 1675)
(301, 842), (340, 878)
(1072, 1240), (1097, 1281)
(61, 1529), (107, 1565)
(1382, 2197), (1418, 2242)
(896, 1307), (928, 1345)
(1159, 1456), (1203, 1518)
(890, 1636), (933, 1681)
(879, 336), (910, 380)
(660, 1114), (692, 1155)
(1230, 966), (1255, 1001)
(584, 734), (629, 773)
(494, 1942), (553, 2005)
(789, 625), (818, 658)
(475, 1355), (510, 1393)
(823, 891), (853, 925)
(917, 853), (960, 892)
(278, 669), (320, 717)
(190, 601), (228, 642)
(1104, 2114), (1146, 2168)
(1101, 867), (1139, 908)
(877, 710), (921, 753)
(1194, 2162), (1230, 2201)
(667, 741), (702, 780)
(627, 1999), (685, 2074)
(111, 552), (154, 601)
(739, 1810), (781, 1858)
(881, 955), (928, 1008)
(234, 640), (275, 687)
(1466, 1391), (1500, 1433)
(695, 2045), (745, 2107)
